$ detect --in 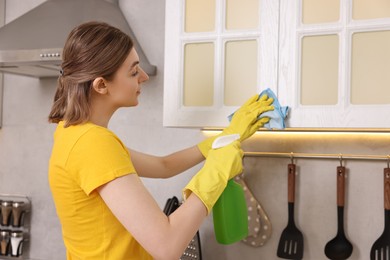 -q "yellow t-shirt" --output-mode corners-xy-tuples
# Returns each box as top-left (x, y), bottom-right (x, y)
(48, 121), (152, 260)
